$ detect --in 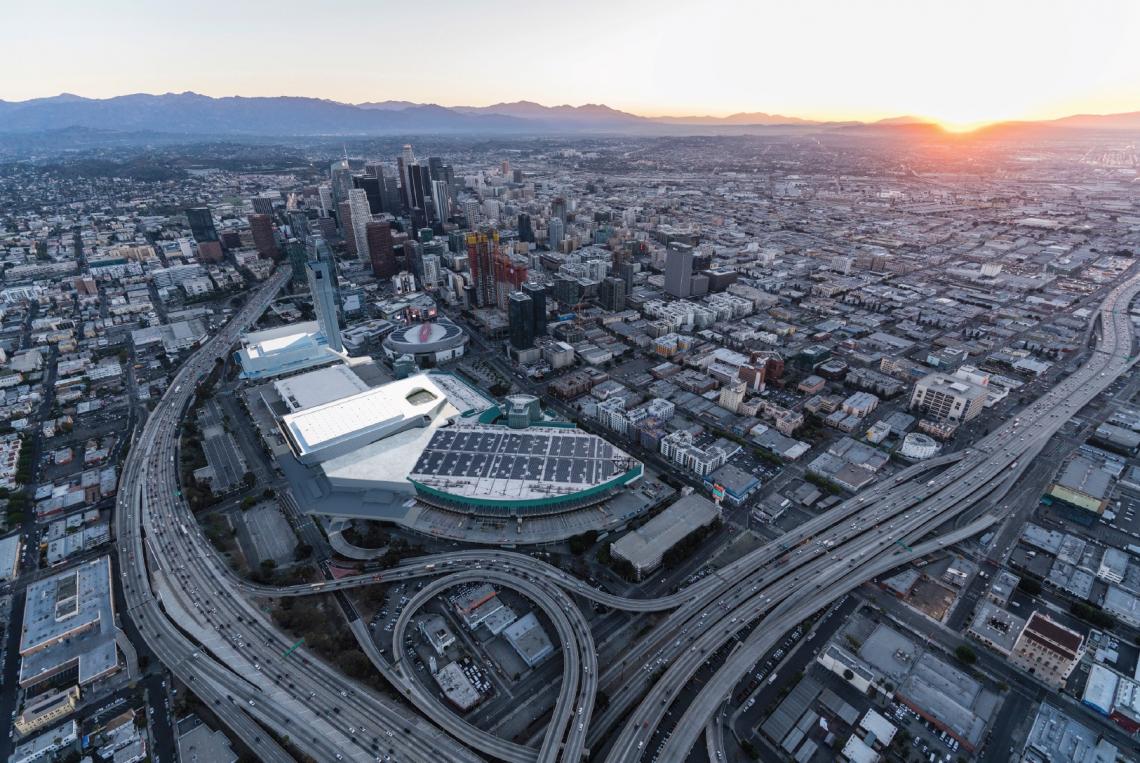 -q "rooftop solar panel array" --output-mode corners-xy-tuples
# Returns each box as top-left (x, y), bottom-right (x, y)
(411, 426), (624, 489)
